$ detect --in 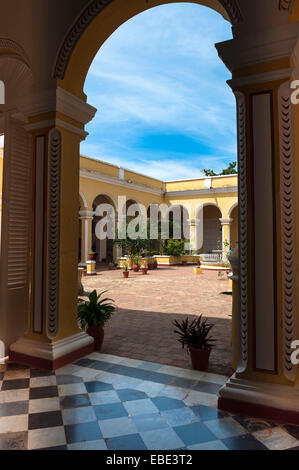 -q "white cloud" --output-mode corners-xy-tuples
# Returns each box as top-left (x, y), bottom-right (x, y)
(81, 3), (236, 177)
